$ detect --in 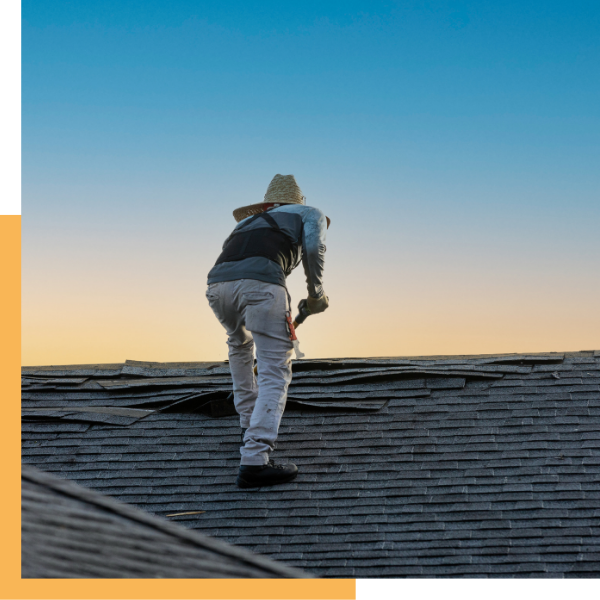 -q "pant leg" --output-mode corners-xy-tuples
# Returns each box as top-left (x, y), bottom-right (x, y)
(237, 281), (293, 466)
(228, 339), (257, 429)
(205, 282), (257, 428)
